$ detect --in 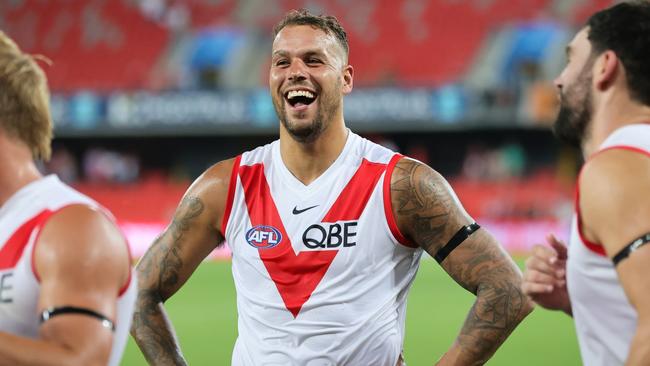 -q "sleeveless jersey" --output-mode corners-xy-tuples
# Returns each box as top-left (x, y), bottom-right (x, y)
(567, 123), (650, 365)
(0, 175), (136, 366)
(222, 131), (423, 365)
